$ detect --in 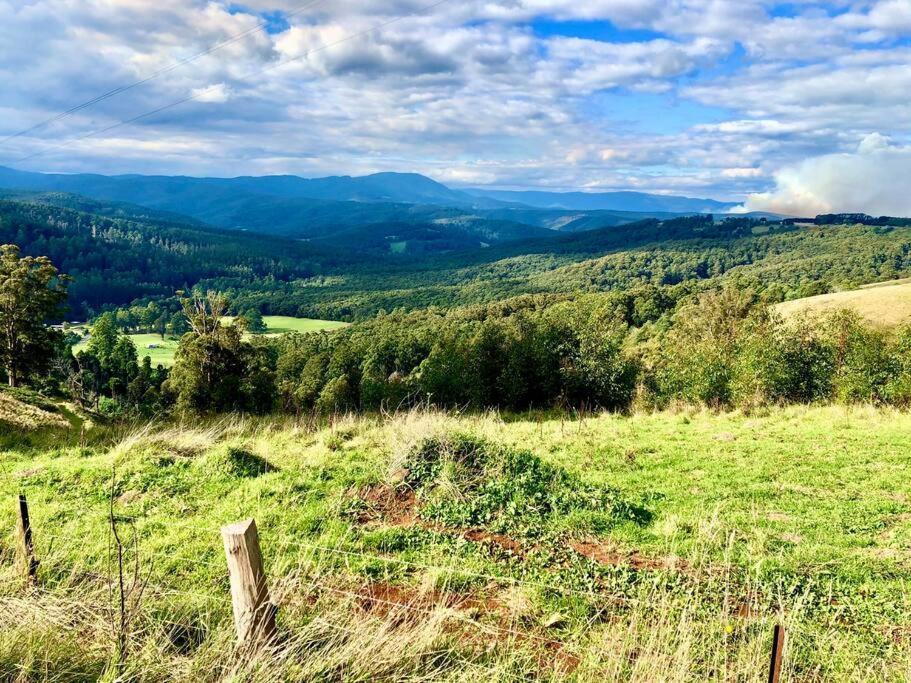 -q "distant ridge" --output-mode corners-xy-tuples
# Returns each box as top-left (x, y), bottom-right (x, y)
(0, 165), (742, 239)
(0, 166), (493, 210)
(0, 165), (735, 214)
(464, 188), (737, 214)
